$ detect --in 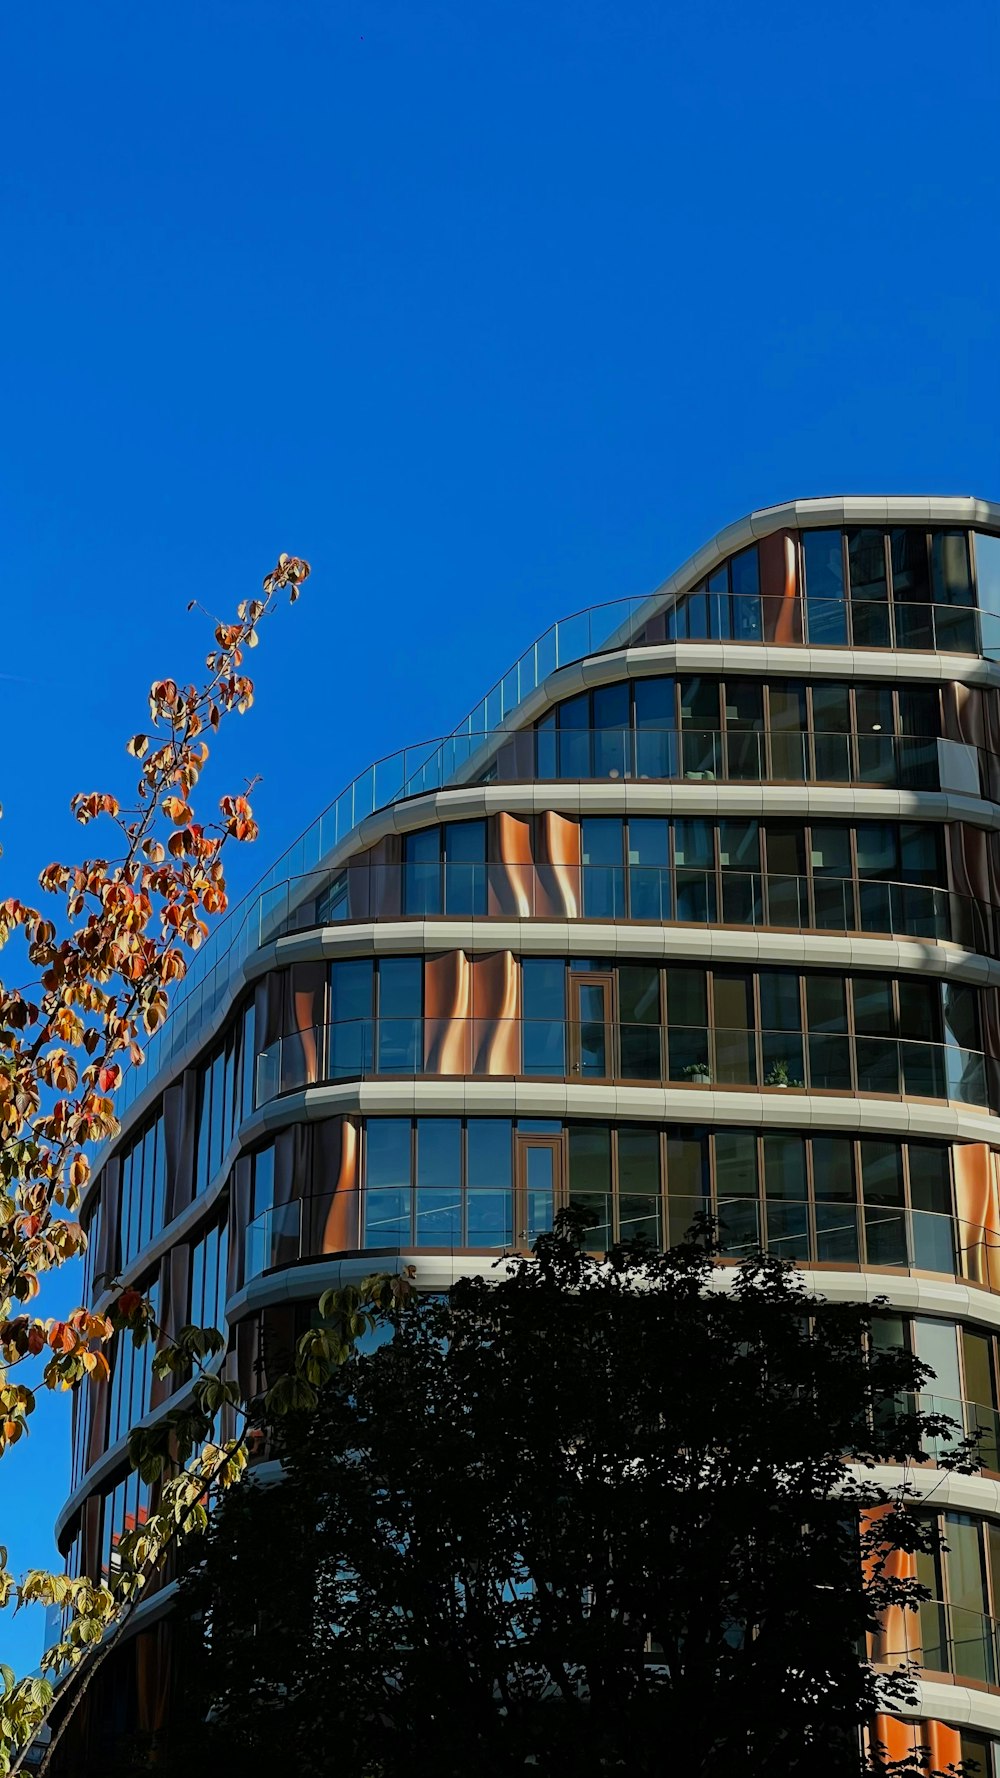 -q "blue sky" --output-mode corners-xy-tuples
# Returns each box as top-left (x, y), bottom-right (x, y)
(2, 0), (999, 1671)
